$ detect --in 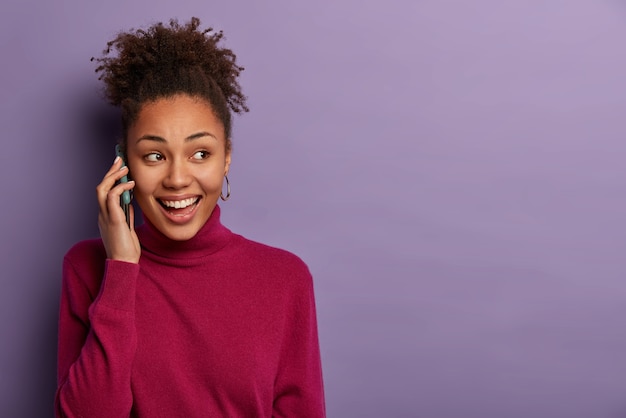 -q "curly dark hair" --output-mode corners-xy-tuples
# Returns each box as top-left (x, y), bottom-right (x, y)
(92, 17), (248, 150)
